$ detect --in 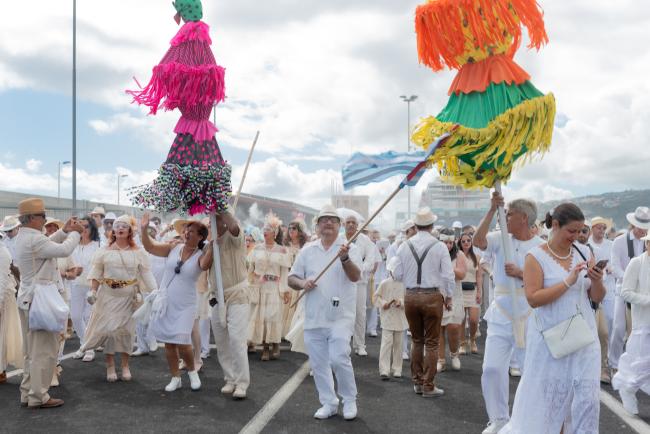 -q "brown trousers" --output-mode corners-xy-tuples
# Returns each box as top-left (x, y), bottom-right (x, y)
(19, 309), (59, 406)
(404, 291), (444, 392)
